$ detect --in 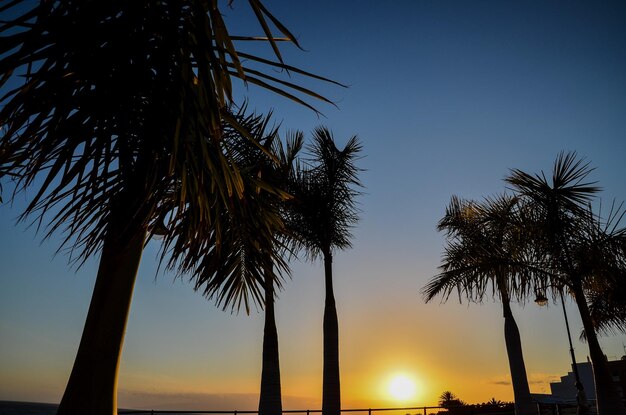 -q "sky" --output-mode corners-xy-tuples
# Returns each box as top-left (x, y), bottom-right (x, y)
(1, 0), (626, 411)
